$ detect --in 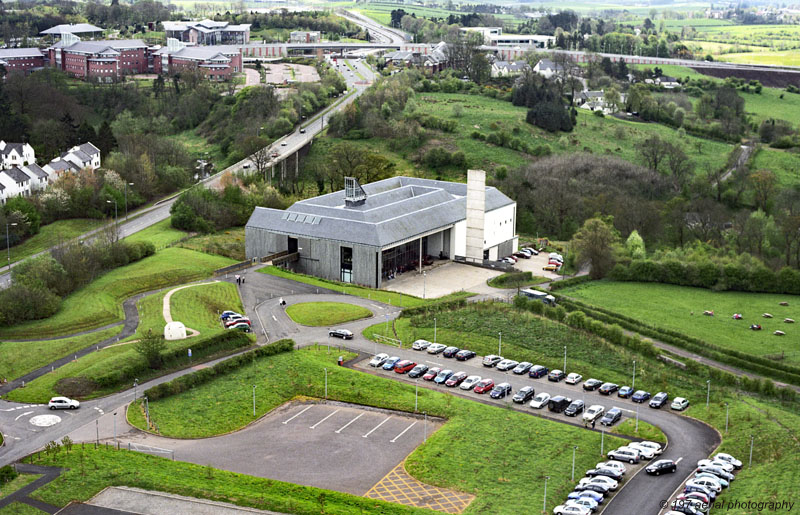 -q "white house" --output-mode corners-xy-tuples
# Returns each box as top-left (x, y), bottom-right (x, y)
(0, 167), (33, 202)
(491, 60), (529, 78)
(43, 157), (79, 179)
(0, 141), (36, 170)
(21, 163), (50, 191)
(655, 76), (680, 89)
(533, 58), (562, 79)
(62, 142), (101, 170)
